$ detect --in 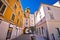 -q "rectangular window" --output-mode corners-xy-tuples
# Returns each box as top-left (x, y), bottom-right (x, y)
(47, 7), (51, 10)
(0, 0), (3, 8)
(48, 12), (54, 19)
(26, 23), (28, 25)
(0, 0), (6, 15)
(11, 14), (15, 21)
(41, 27), (43, 34)
(50, 13), (54, 19)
